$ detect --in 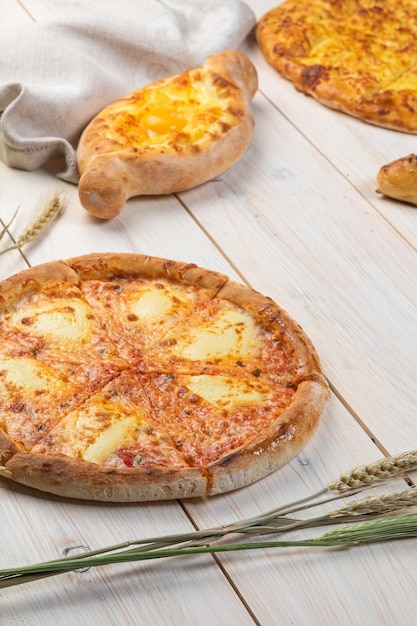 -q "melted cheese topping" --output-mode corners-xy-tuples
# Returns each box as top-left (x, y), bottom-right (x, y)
(32, 390), (190, 469)
(9, 298), (94, 344)
(74, 411), (139, 465)
(35, 395), (141, 461)
(81, 279), (219, 361)
(174, 307), (256, 361)
(131, 285), (189, 319)
(0, 356), (64, 394)
(257, 0), (417, 131)
(0, 353), (84, 450)
(94, 68), (233, 150)
(141, 371), (286, 468)
(186, 375), (267, 410)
